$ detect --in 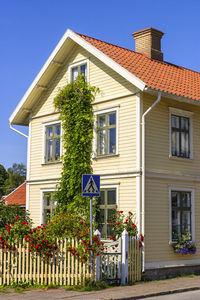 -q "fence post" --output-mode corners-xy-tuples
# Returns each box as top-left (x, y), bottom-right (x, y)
(121, 229), (128, 285)
(94, 229), (101, 281)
